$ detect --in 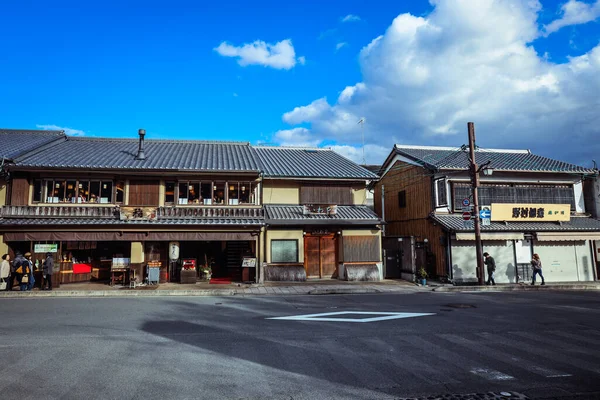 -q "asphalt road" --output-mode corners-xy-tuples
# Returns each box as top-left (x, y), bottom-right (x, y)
(1, 291), (600, 400)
